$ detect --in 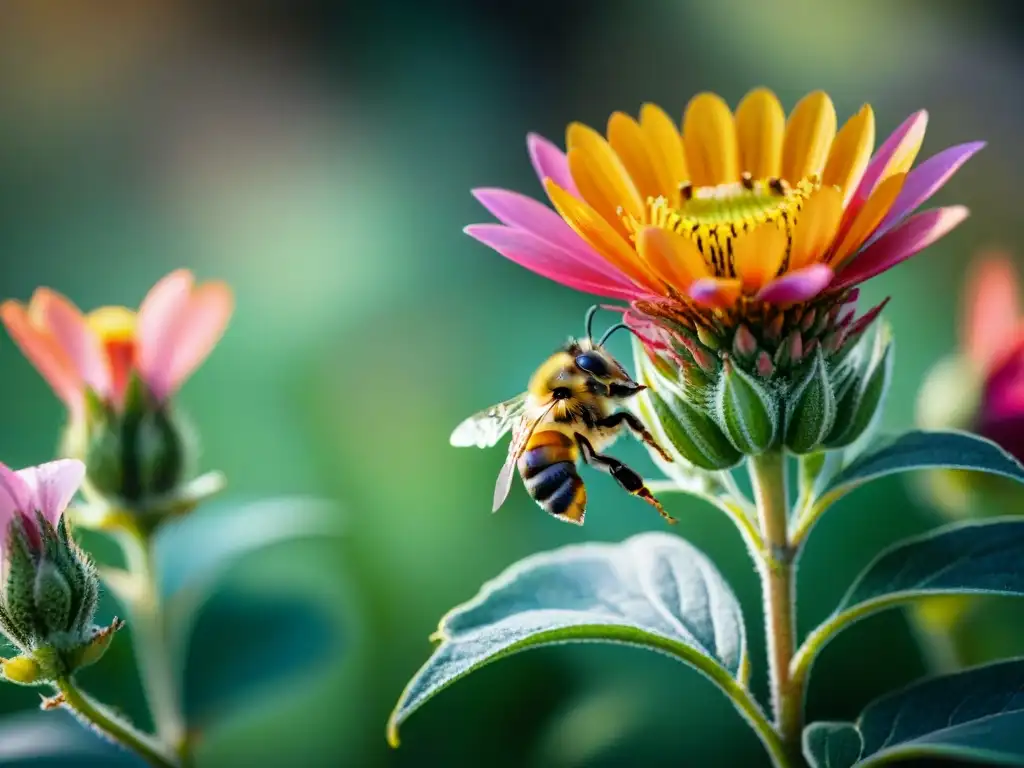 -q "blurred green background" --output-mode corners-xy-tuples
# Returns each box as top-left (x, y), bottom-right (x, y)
(0, 1), (1022, 765)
